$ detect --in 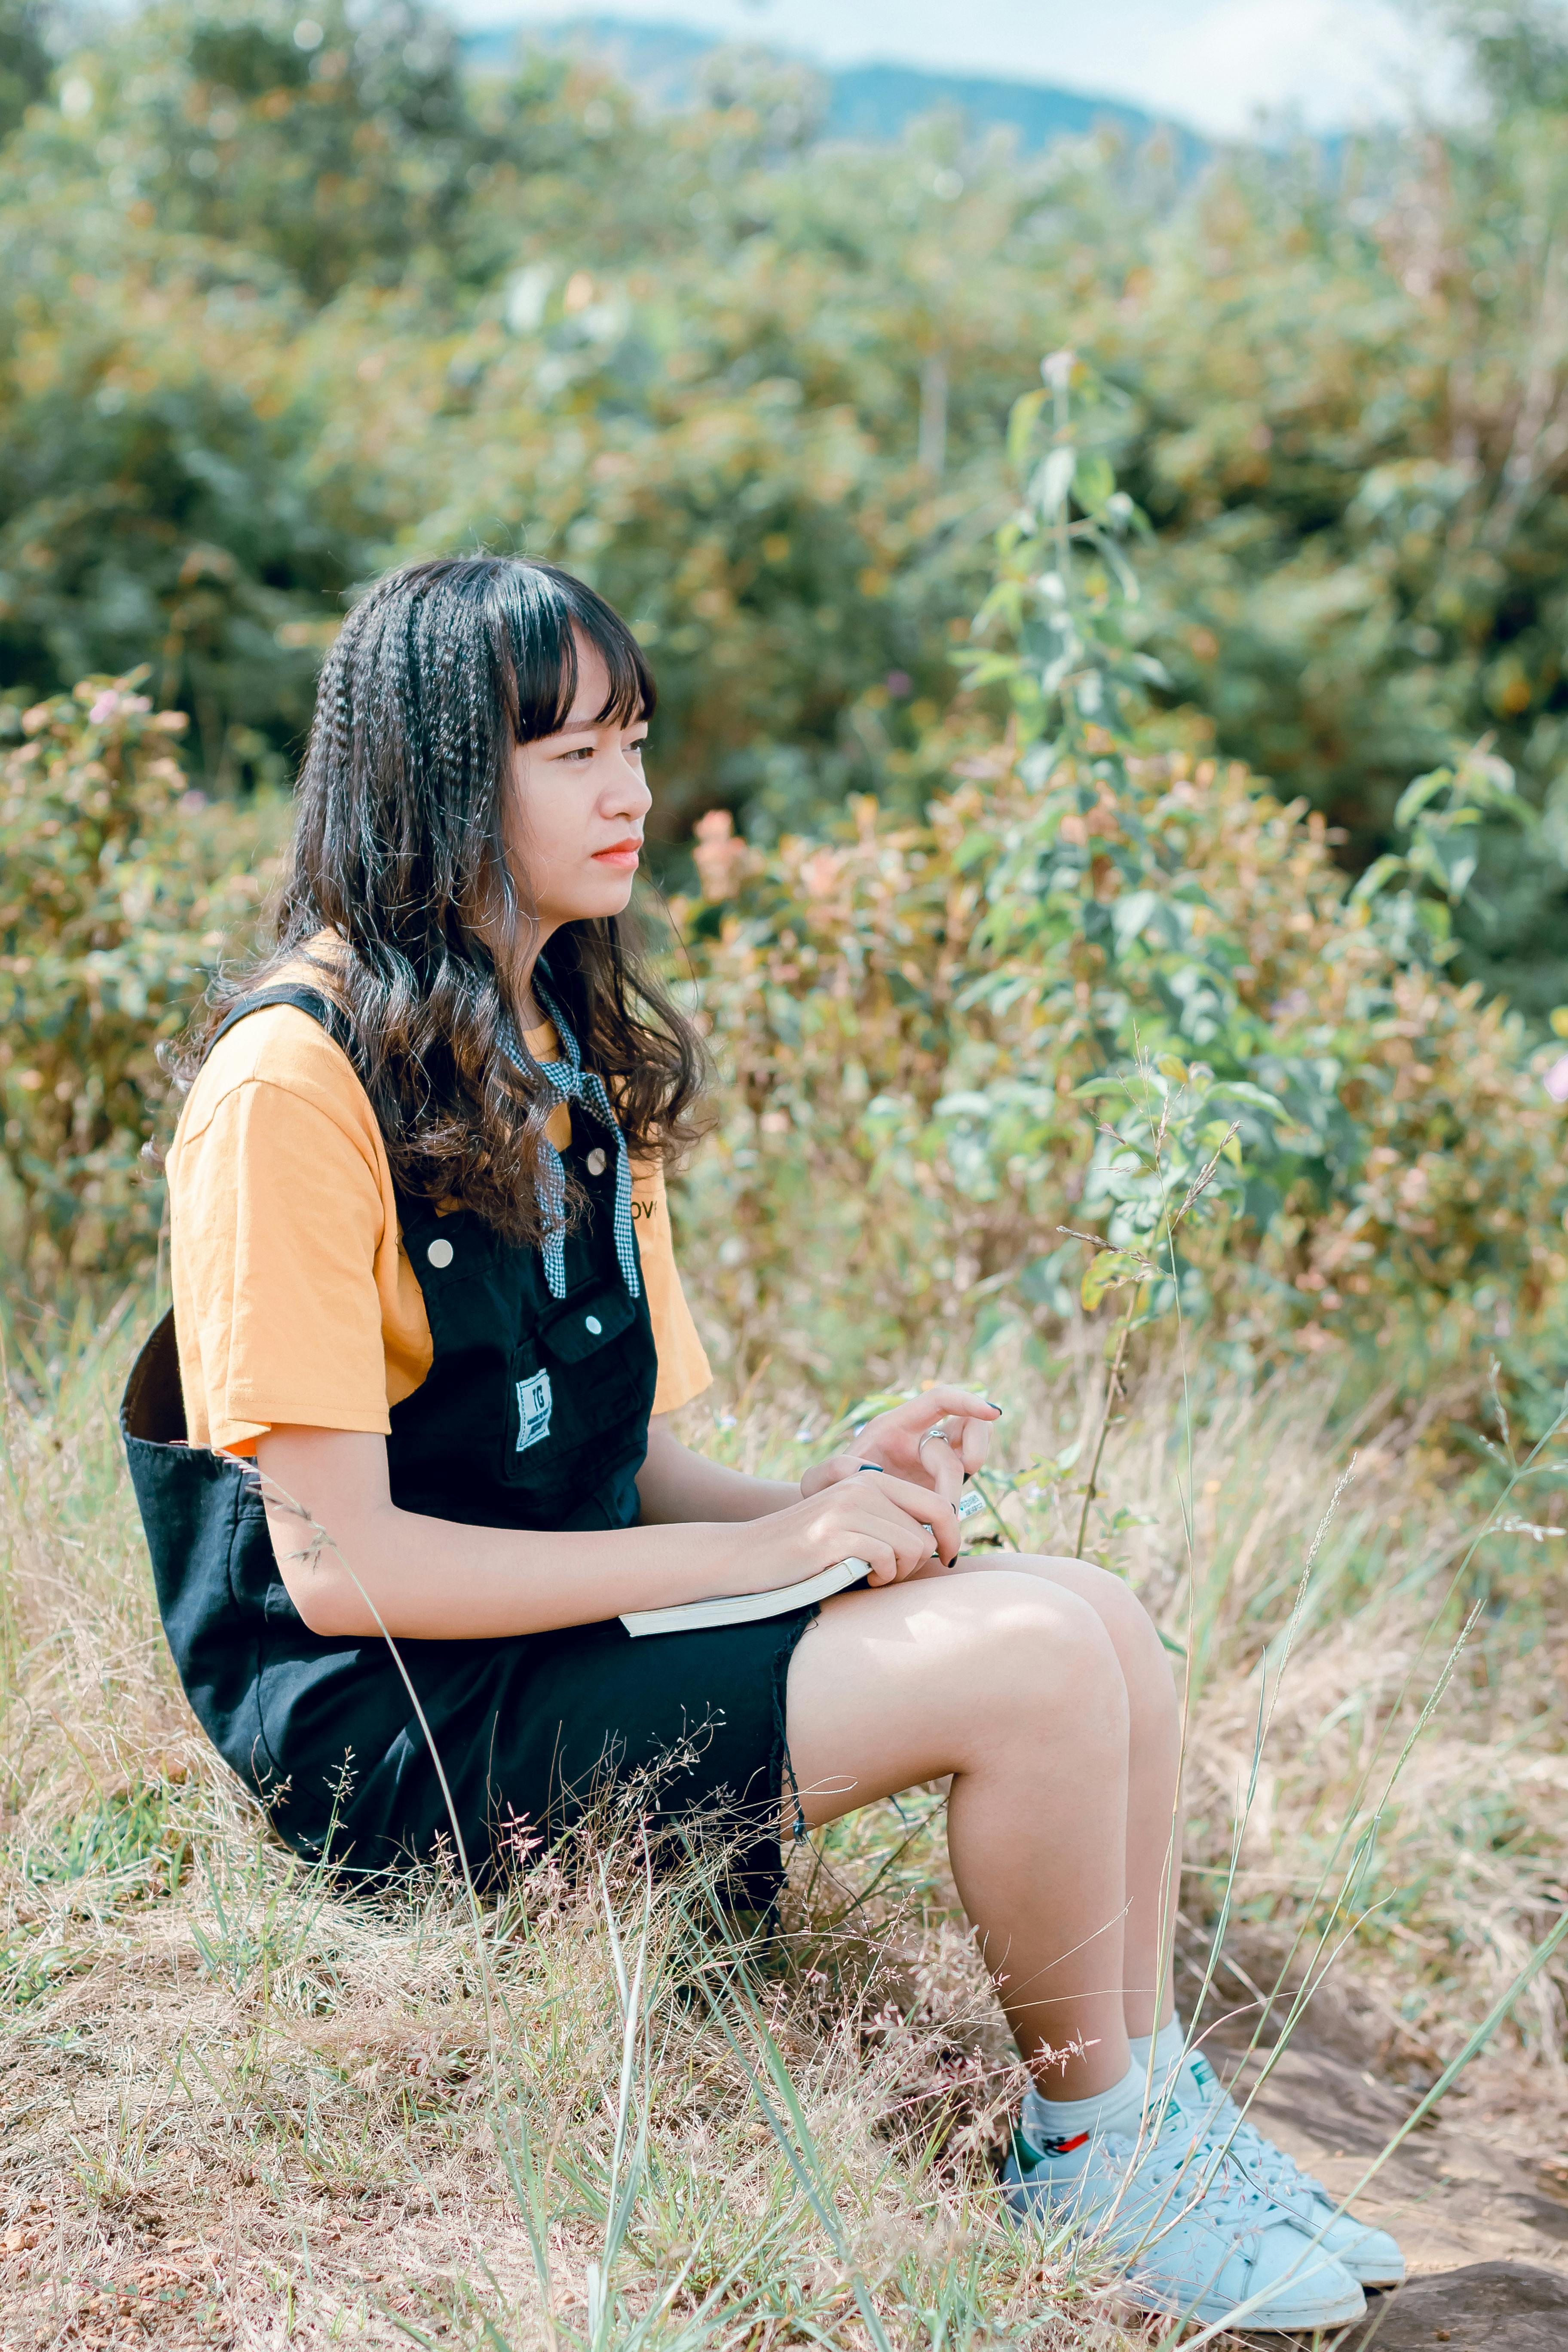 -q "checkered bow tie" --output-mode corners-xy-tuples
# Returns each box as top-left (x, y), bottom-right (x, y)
(499, 985), (641, 1303)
